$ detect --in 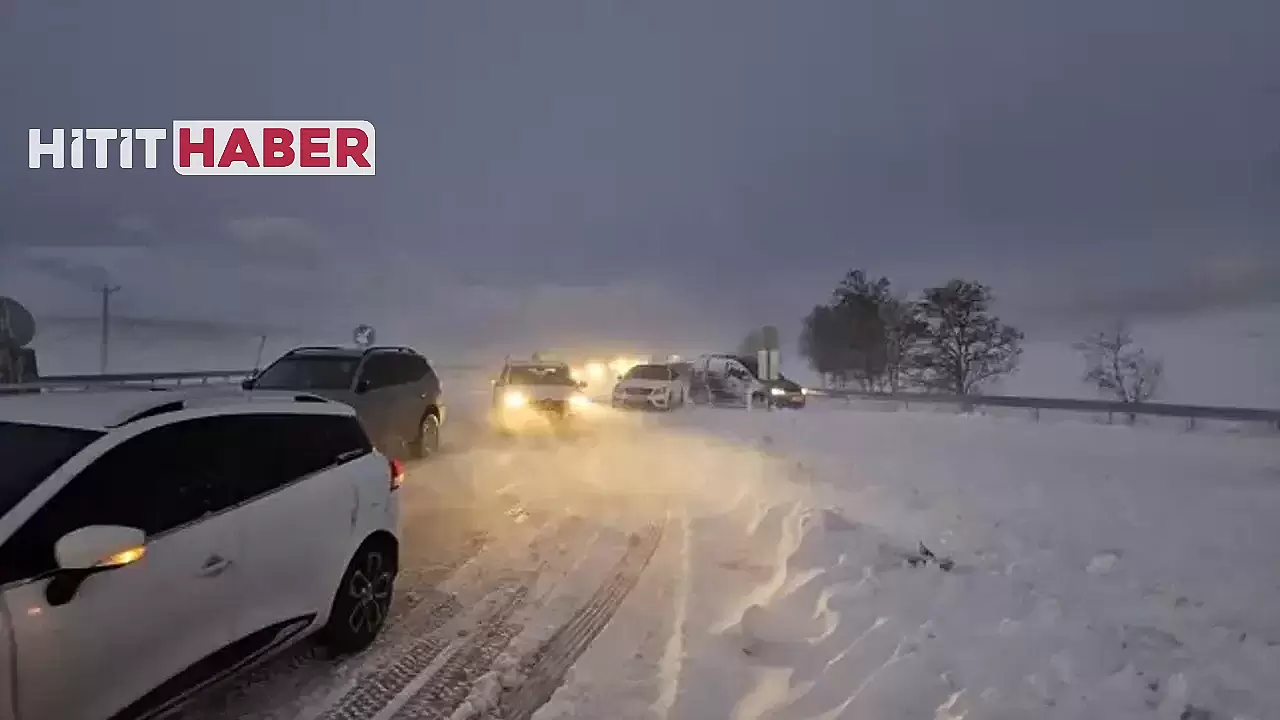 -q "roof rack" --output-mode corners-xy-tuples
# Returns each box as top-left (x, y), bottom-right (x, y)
(285, 345), (347, 354)
(107, 392), (331, 428)
(363, 345), (418, 355)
